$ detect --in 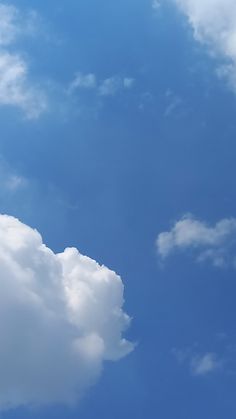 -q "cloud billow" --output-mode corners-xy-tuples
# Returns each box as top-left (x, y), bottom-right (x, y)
(0, 214), (133, 410)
